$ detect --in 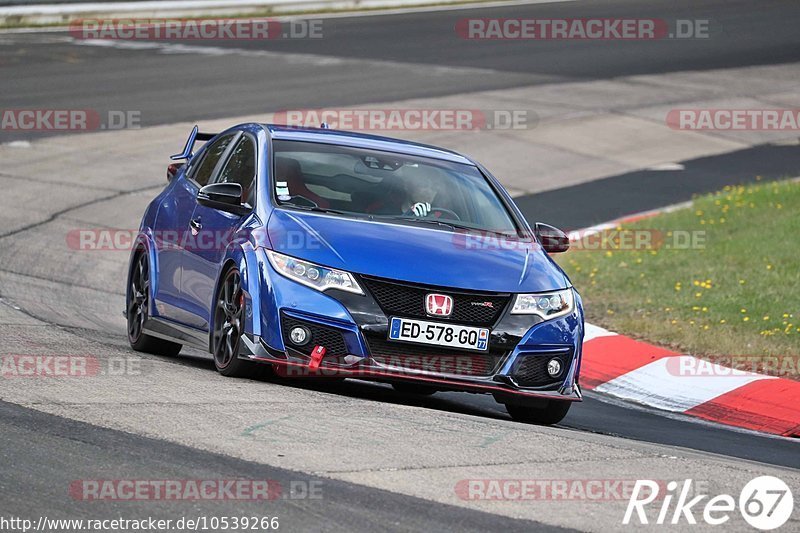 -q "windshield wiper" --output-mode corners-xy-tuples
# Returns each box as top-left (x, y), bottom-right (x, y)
(383, 216), (457, 230)
(384, 216), (516, 237)
(284, 205), (352, 216)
